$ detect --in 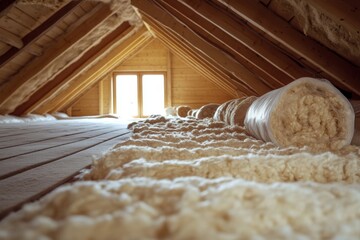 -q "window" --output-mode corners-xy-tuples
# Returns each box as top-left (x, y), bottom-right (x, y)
(114, 73), (165, 118)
